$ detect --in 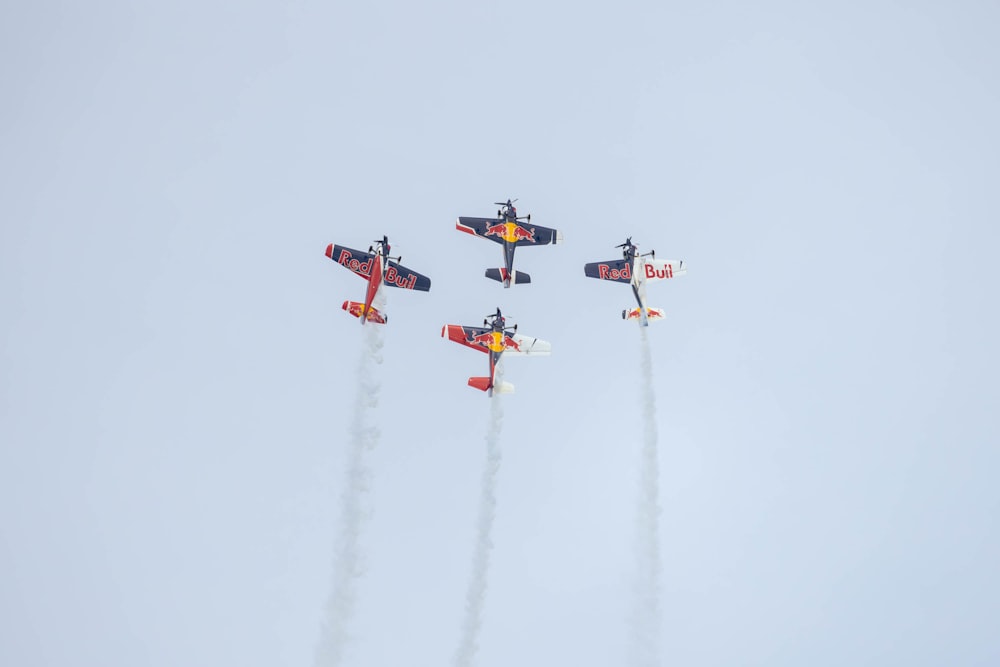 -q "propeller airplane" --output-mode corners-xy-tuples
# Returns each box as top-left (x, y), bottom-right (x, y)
(325, 235), (431, 324)
(442, 307), (550, 395)
(456, 199), (563, 288)
(583, 237), (686, 326)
